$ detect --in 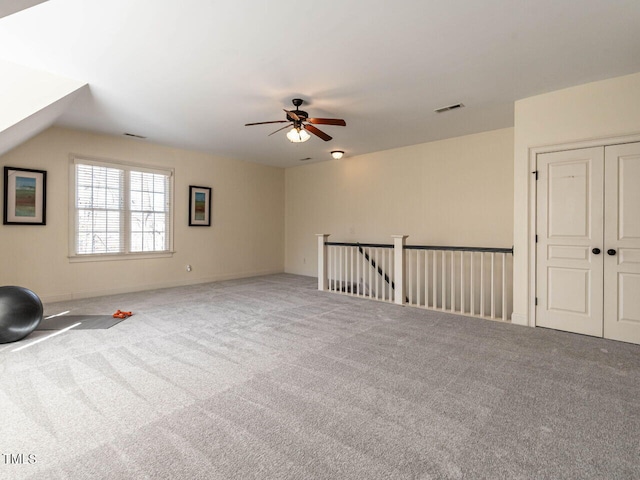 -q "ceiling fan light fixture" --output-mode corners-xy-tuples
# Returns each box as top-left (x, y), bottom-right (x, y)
(331, 150), (345, 160)
(286, 127), (310, 143)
